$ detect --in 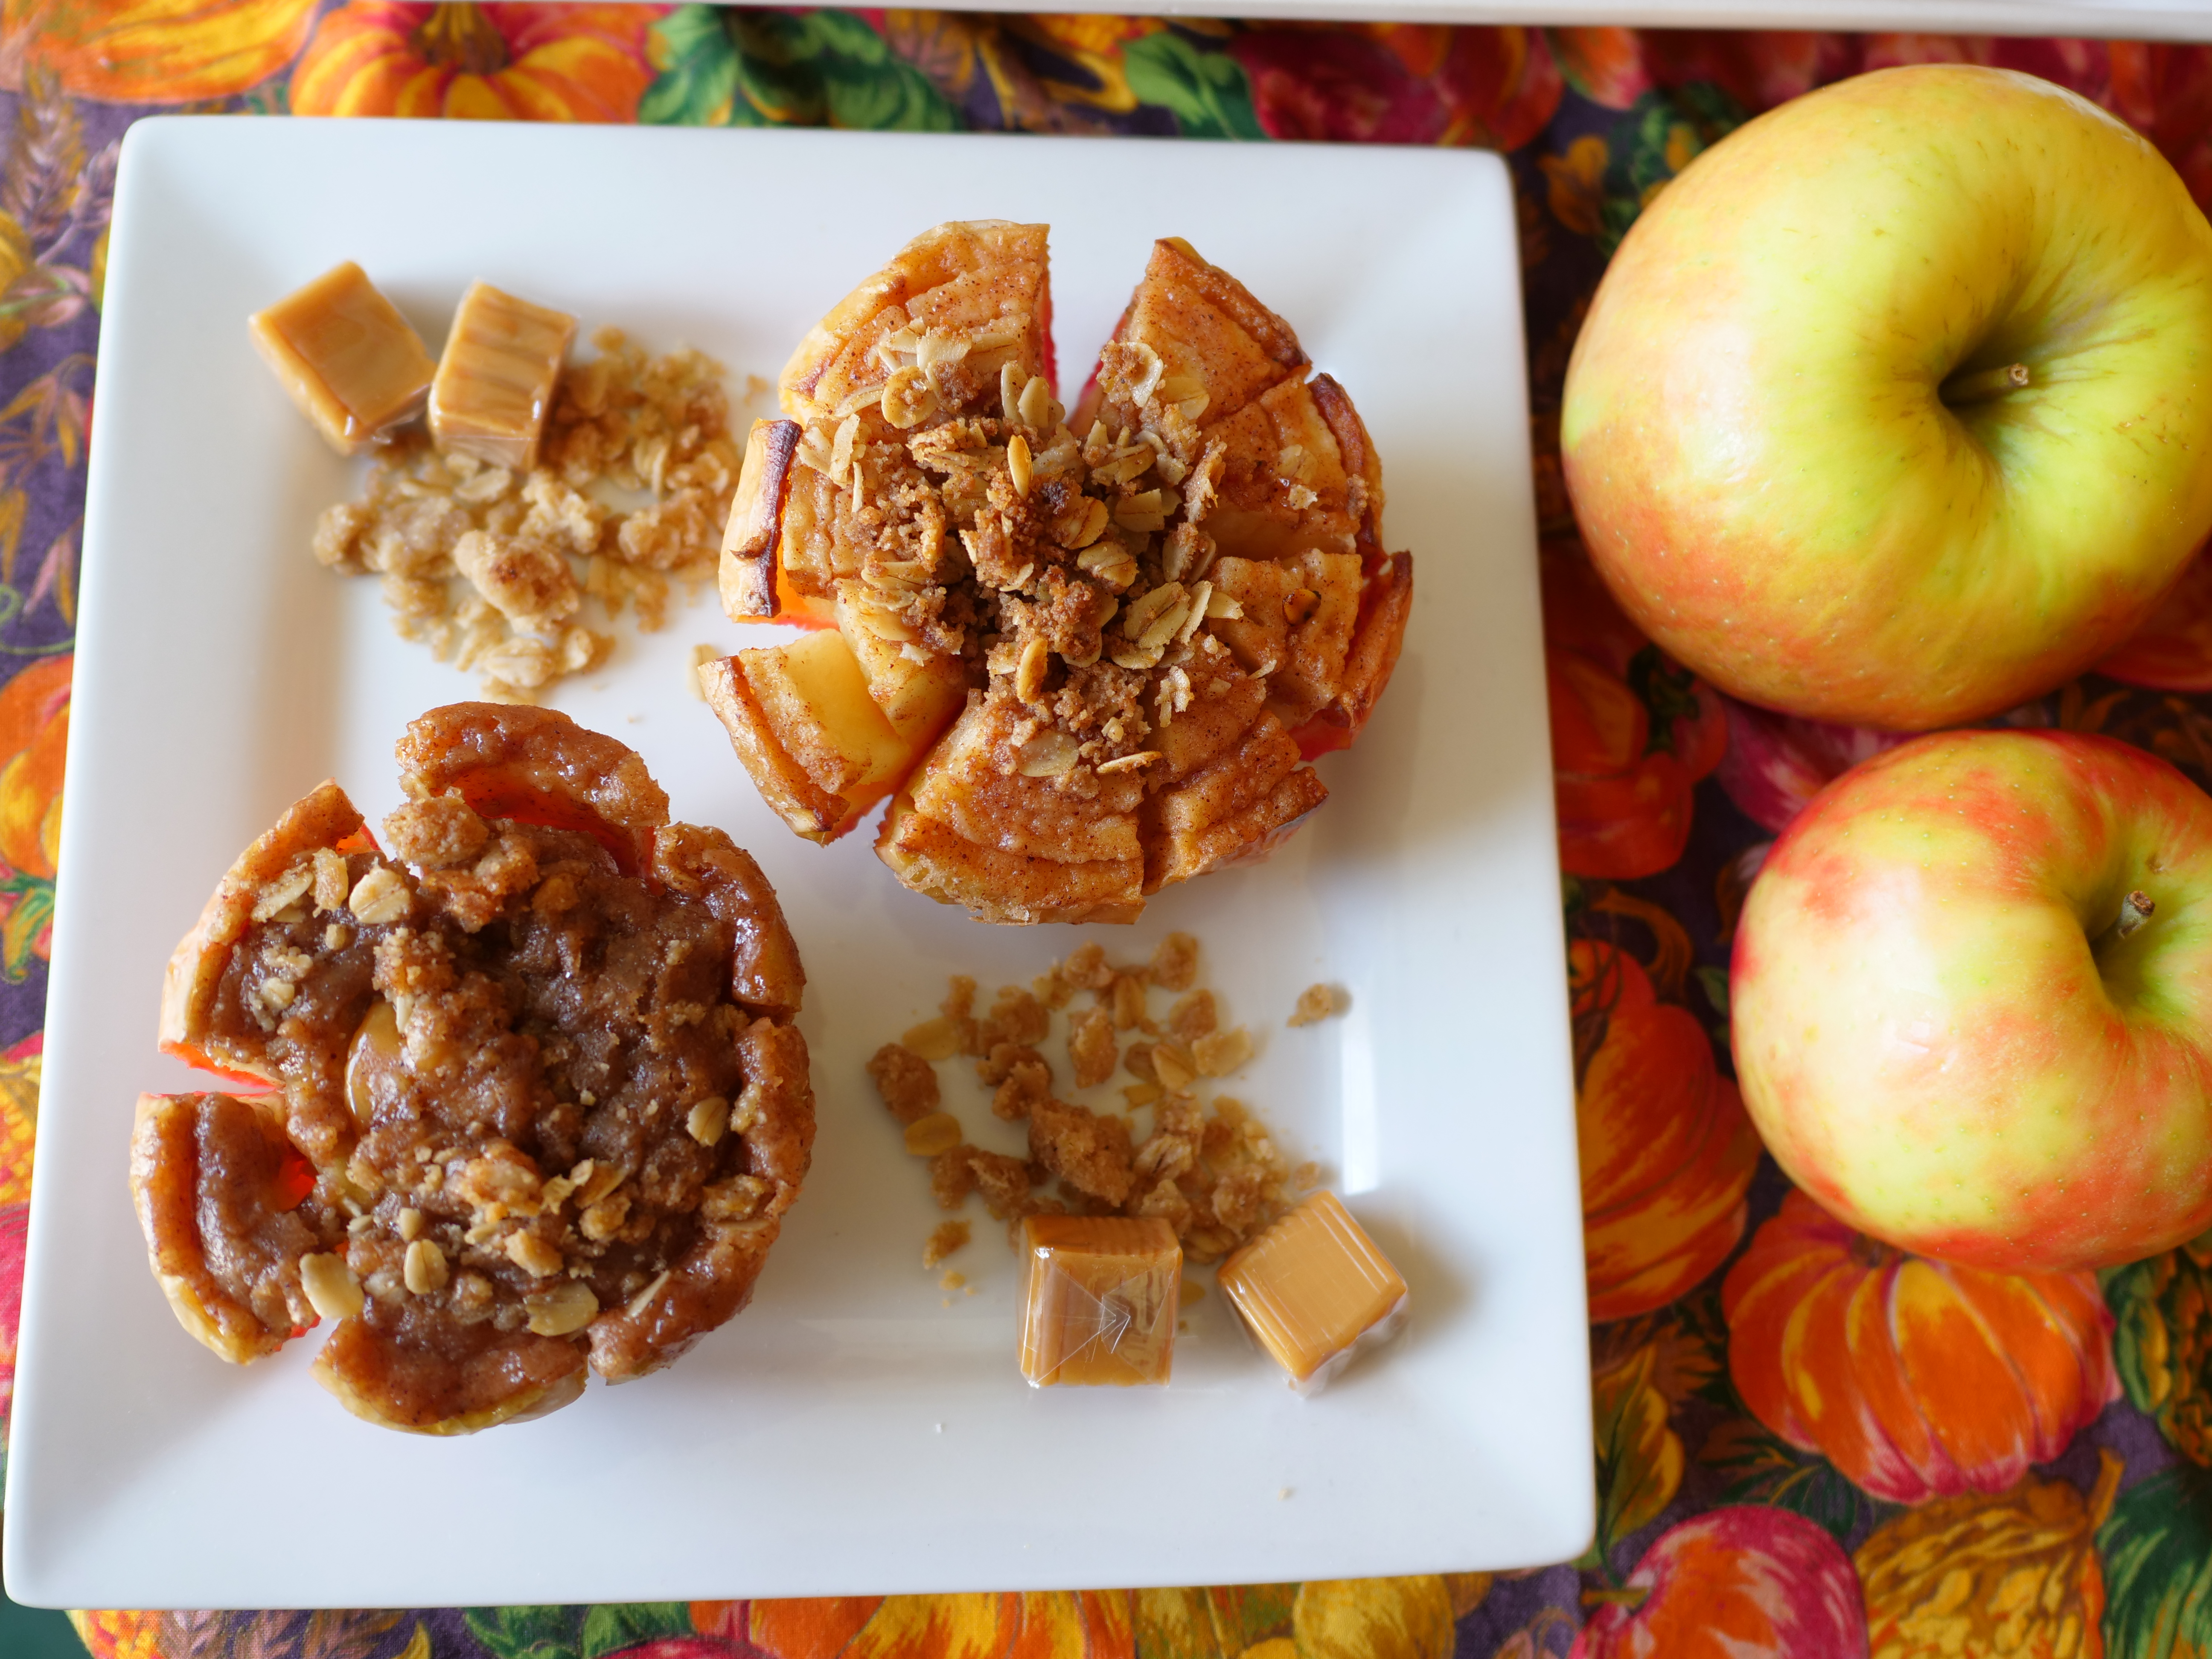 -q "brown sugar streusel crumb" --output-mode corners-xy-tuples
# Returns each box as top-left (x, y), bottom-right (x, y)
(868, 931), (1312, 1266)
(1289, 982), (1343, 1027)
(137, 704), (814, 1434)
(924, 1220), (971, 1268)
(313, 329), (764, 702)
(865, 1043), (939, 1125)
